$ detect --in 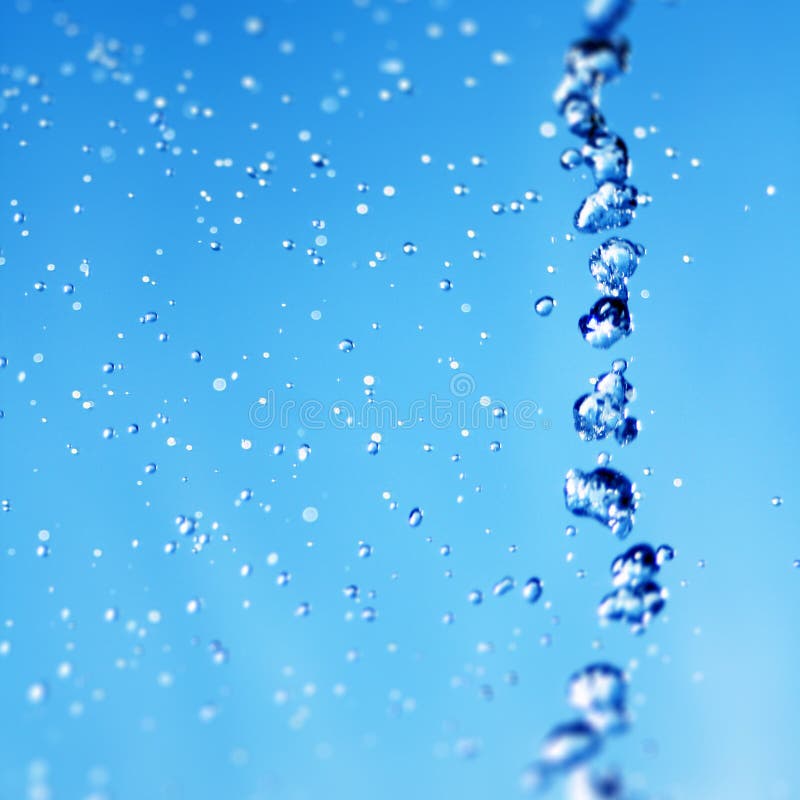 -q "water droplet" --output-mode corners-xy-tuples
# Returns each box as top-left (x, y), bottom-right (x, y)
(579, 297), (631, 348)
(564, 466), (637, 538)
(573, 362), (636, 442)
(581, 131), (630, 185)
(567, 663), (628, 733)
(574, 183), (637, 233)
(560, 148), (583, 170)
(27, 681), (48, 705)
(535, 296), (556, 317)
(358, 543), (373, 558)
(338, 339), (354, 353)
(533, 720), (602, 782)
(277, 571), (292, 587)
(585, 0), (634, 35)
(493, 576), (515, 596)
(522, 577), (543, 603)
(589, 237), (644, 299)
(408, 508), (423, 527)
(565, 37), (629, 88)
